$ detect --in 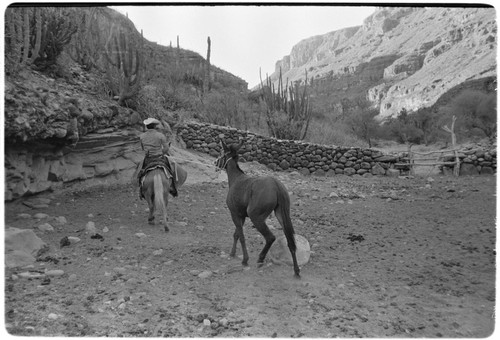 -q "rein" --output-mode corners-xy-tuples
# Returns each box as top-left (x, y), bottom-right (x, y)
(214, 152), (232, 173)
